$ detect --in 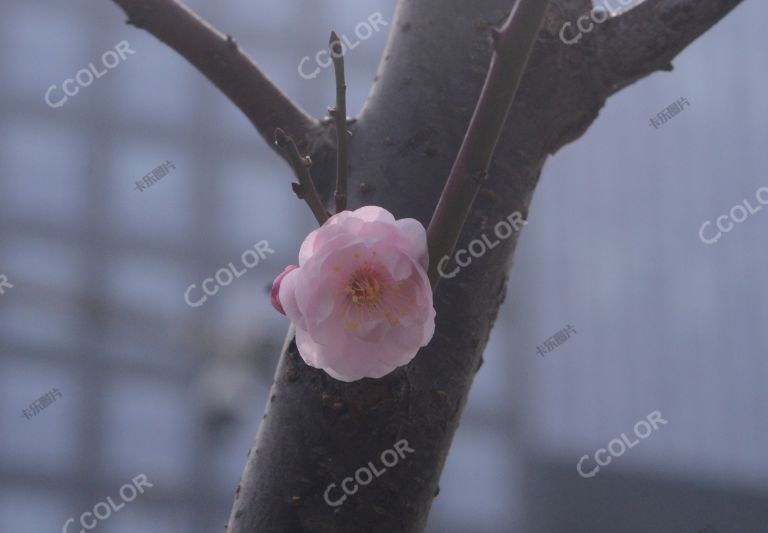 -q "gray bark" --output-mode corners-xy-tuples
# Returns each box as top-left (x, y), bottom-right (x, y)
(224, 1), (744, 531)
